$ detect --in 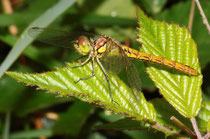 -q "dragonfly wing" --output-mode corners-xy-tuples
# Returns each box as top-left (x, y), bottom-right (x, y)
(123, 55), (142, 101)
(103, 39), (142, 100)
(101, 49), (124, 74)
(28, 27), (96, 48)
